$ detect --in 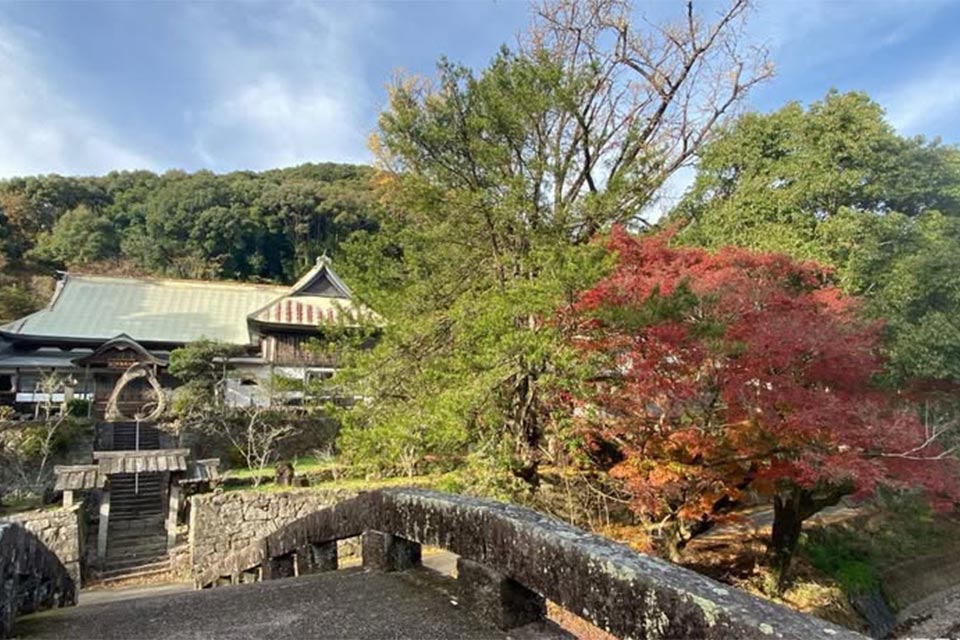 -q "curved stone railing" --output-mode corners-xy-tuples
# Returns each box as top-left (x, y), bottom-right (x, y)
(0, 522), (77, 638)
(197, 488), (863, 639)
